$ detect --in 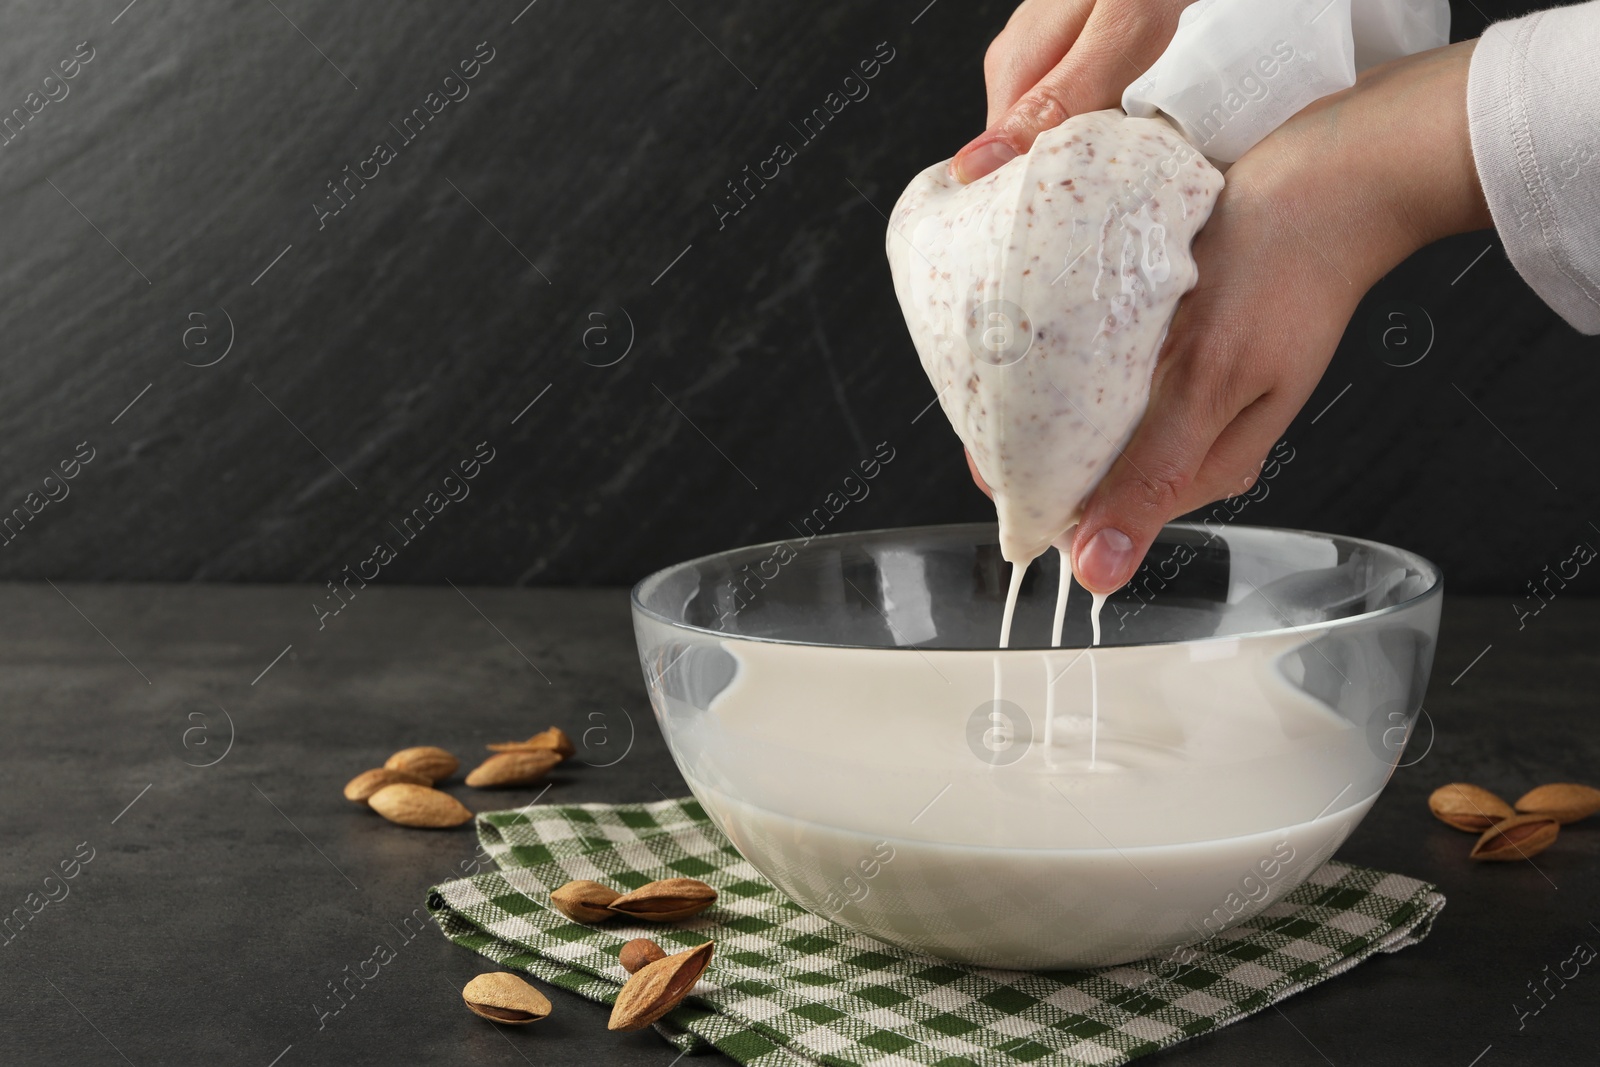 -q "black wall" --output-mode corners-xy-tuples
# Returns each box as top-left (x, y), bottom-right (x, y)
(0, 0), (1592, 592)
